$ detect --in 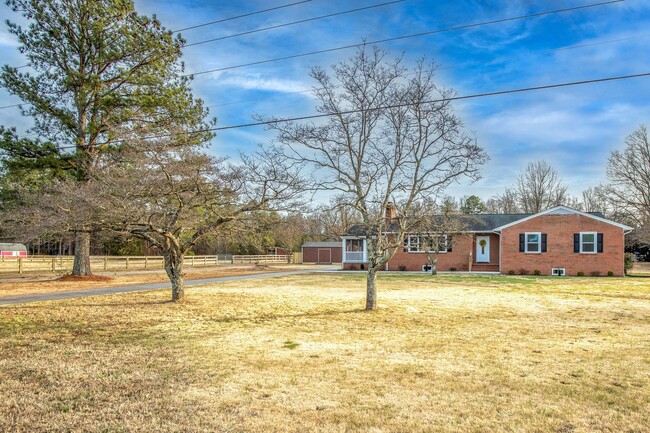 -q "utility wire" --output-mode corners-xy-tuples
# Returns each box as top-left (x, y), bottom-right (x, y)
(202, 33), (650, 109)
(184, 0), (405, 48)
(40, 71), (650, 150)
(0, 103), (24, 110)
(207, 72), (650, 131)
(187, 0), (624, 77)
(172, 0), (313, 33)
(2, 31), (646, 113)
(4, 1), (316, 70)
(3, 1), (624, 79)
